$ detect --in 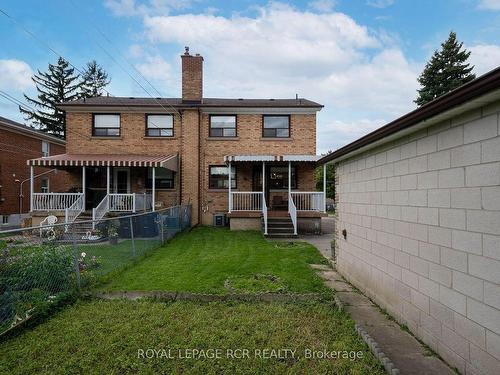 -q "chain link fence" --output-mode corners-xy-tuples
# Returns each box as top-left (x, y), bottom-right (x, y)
(0, 204), (191, 335)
